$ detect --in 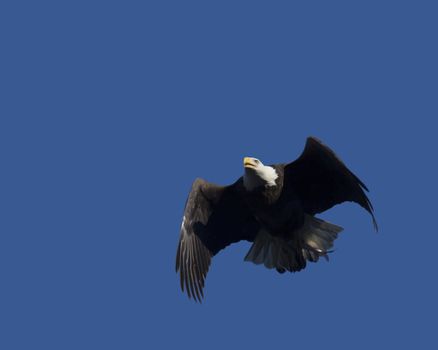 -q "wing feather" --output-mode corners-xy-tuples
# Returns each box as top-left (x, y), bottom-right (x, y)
(176, 178), (258, 302)
(285, 137), (377, 230)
